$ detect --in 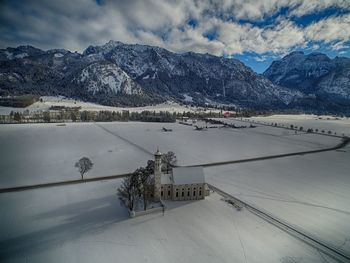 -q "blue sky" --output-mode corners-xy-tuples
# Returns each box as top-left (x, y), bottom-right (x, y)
(0, 0), (349, 73)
